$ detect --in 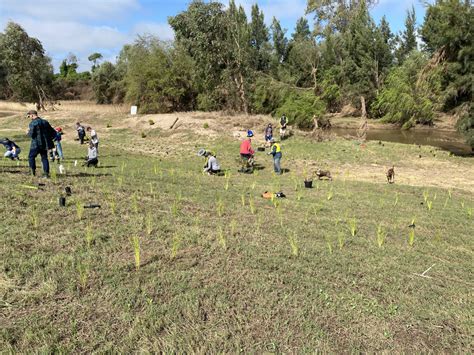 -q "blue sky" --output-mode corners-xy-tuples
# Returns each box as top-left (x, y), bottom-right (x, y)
(0, 0), (431, 72)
